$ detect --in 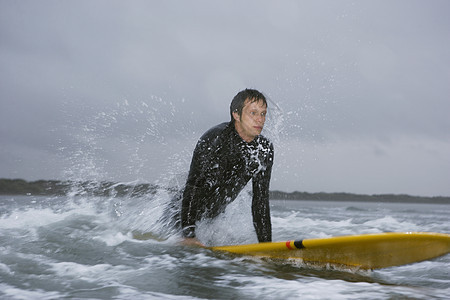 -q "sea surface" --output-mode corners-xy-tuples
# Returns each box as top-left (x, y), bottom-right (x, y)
(0, 192), (449, 299)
